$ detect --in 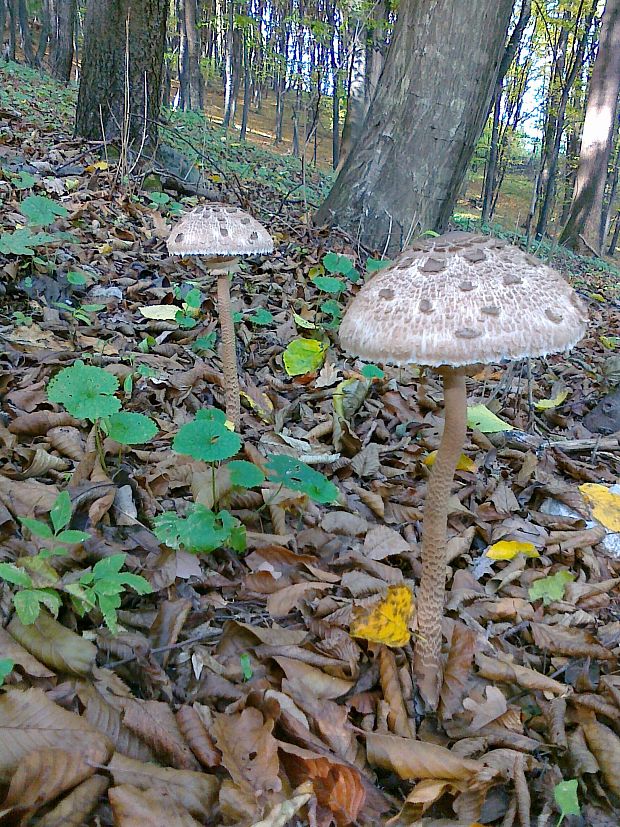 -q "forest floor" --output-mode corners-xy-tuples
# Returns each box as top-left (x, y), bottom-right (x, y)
(1, 60), (620, 827)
